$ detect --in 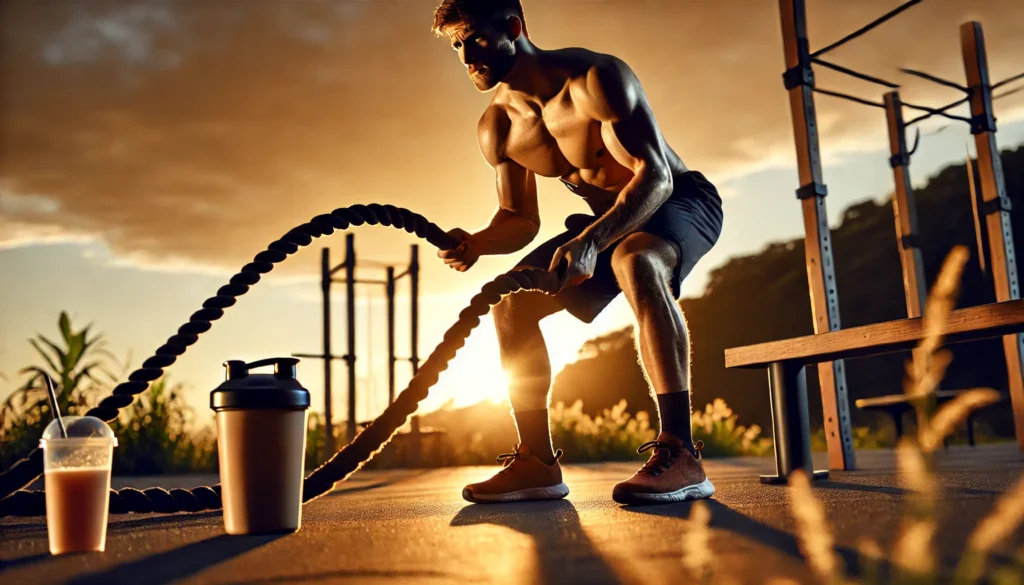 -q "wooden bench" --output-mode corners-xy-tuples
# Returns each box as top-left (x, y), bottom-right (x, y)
(724, 298), (1024, 484)
(855, 389), (1009, 446)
